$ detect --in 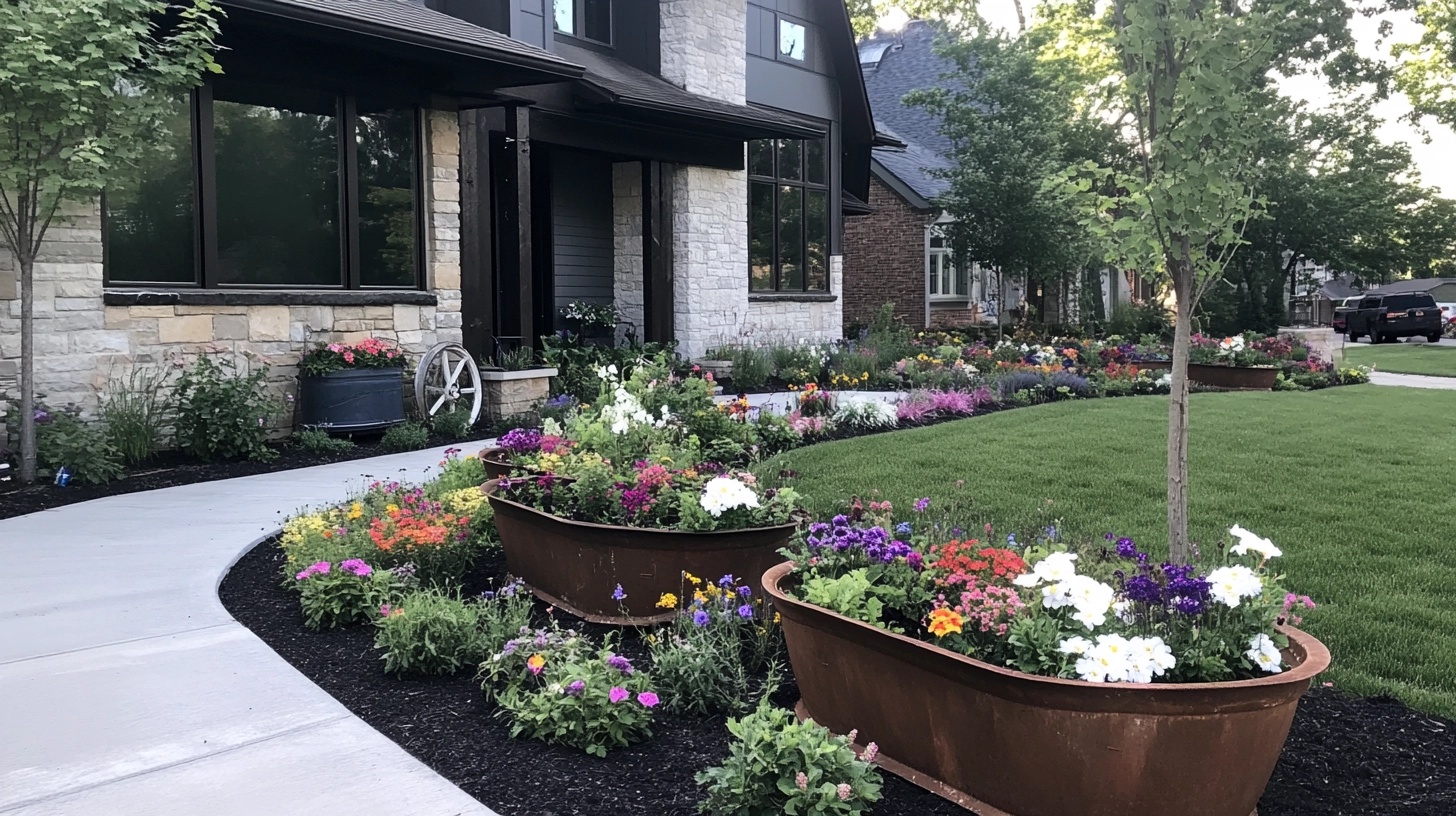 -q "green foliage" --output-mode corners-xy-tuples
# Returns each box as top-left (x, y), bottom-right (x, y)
(431, 407), (473, 440)
(648, 577), (784, 716)
(293, 429), (356, 454)
(706, 345), (773, 391)
(36, 409), (124, 484)
(380, 421), (430, 452)
(801, 570), (891, 629)
(696, 701), (883, 816)
(173, 354), (277, 461)
(426, 451), (488, 496)
(1393, 0), (1456, 129)
(1104, 302), (1172, 340)
(99, 363), (172, 465)
(373, 588), (491, 675)
(295, 563), (396, 631)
